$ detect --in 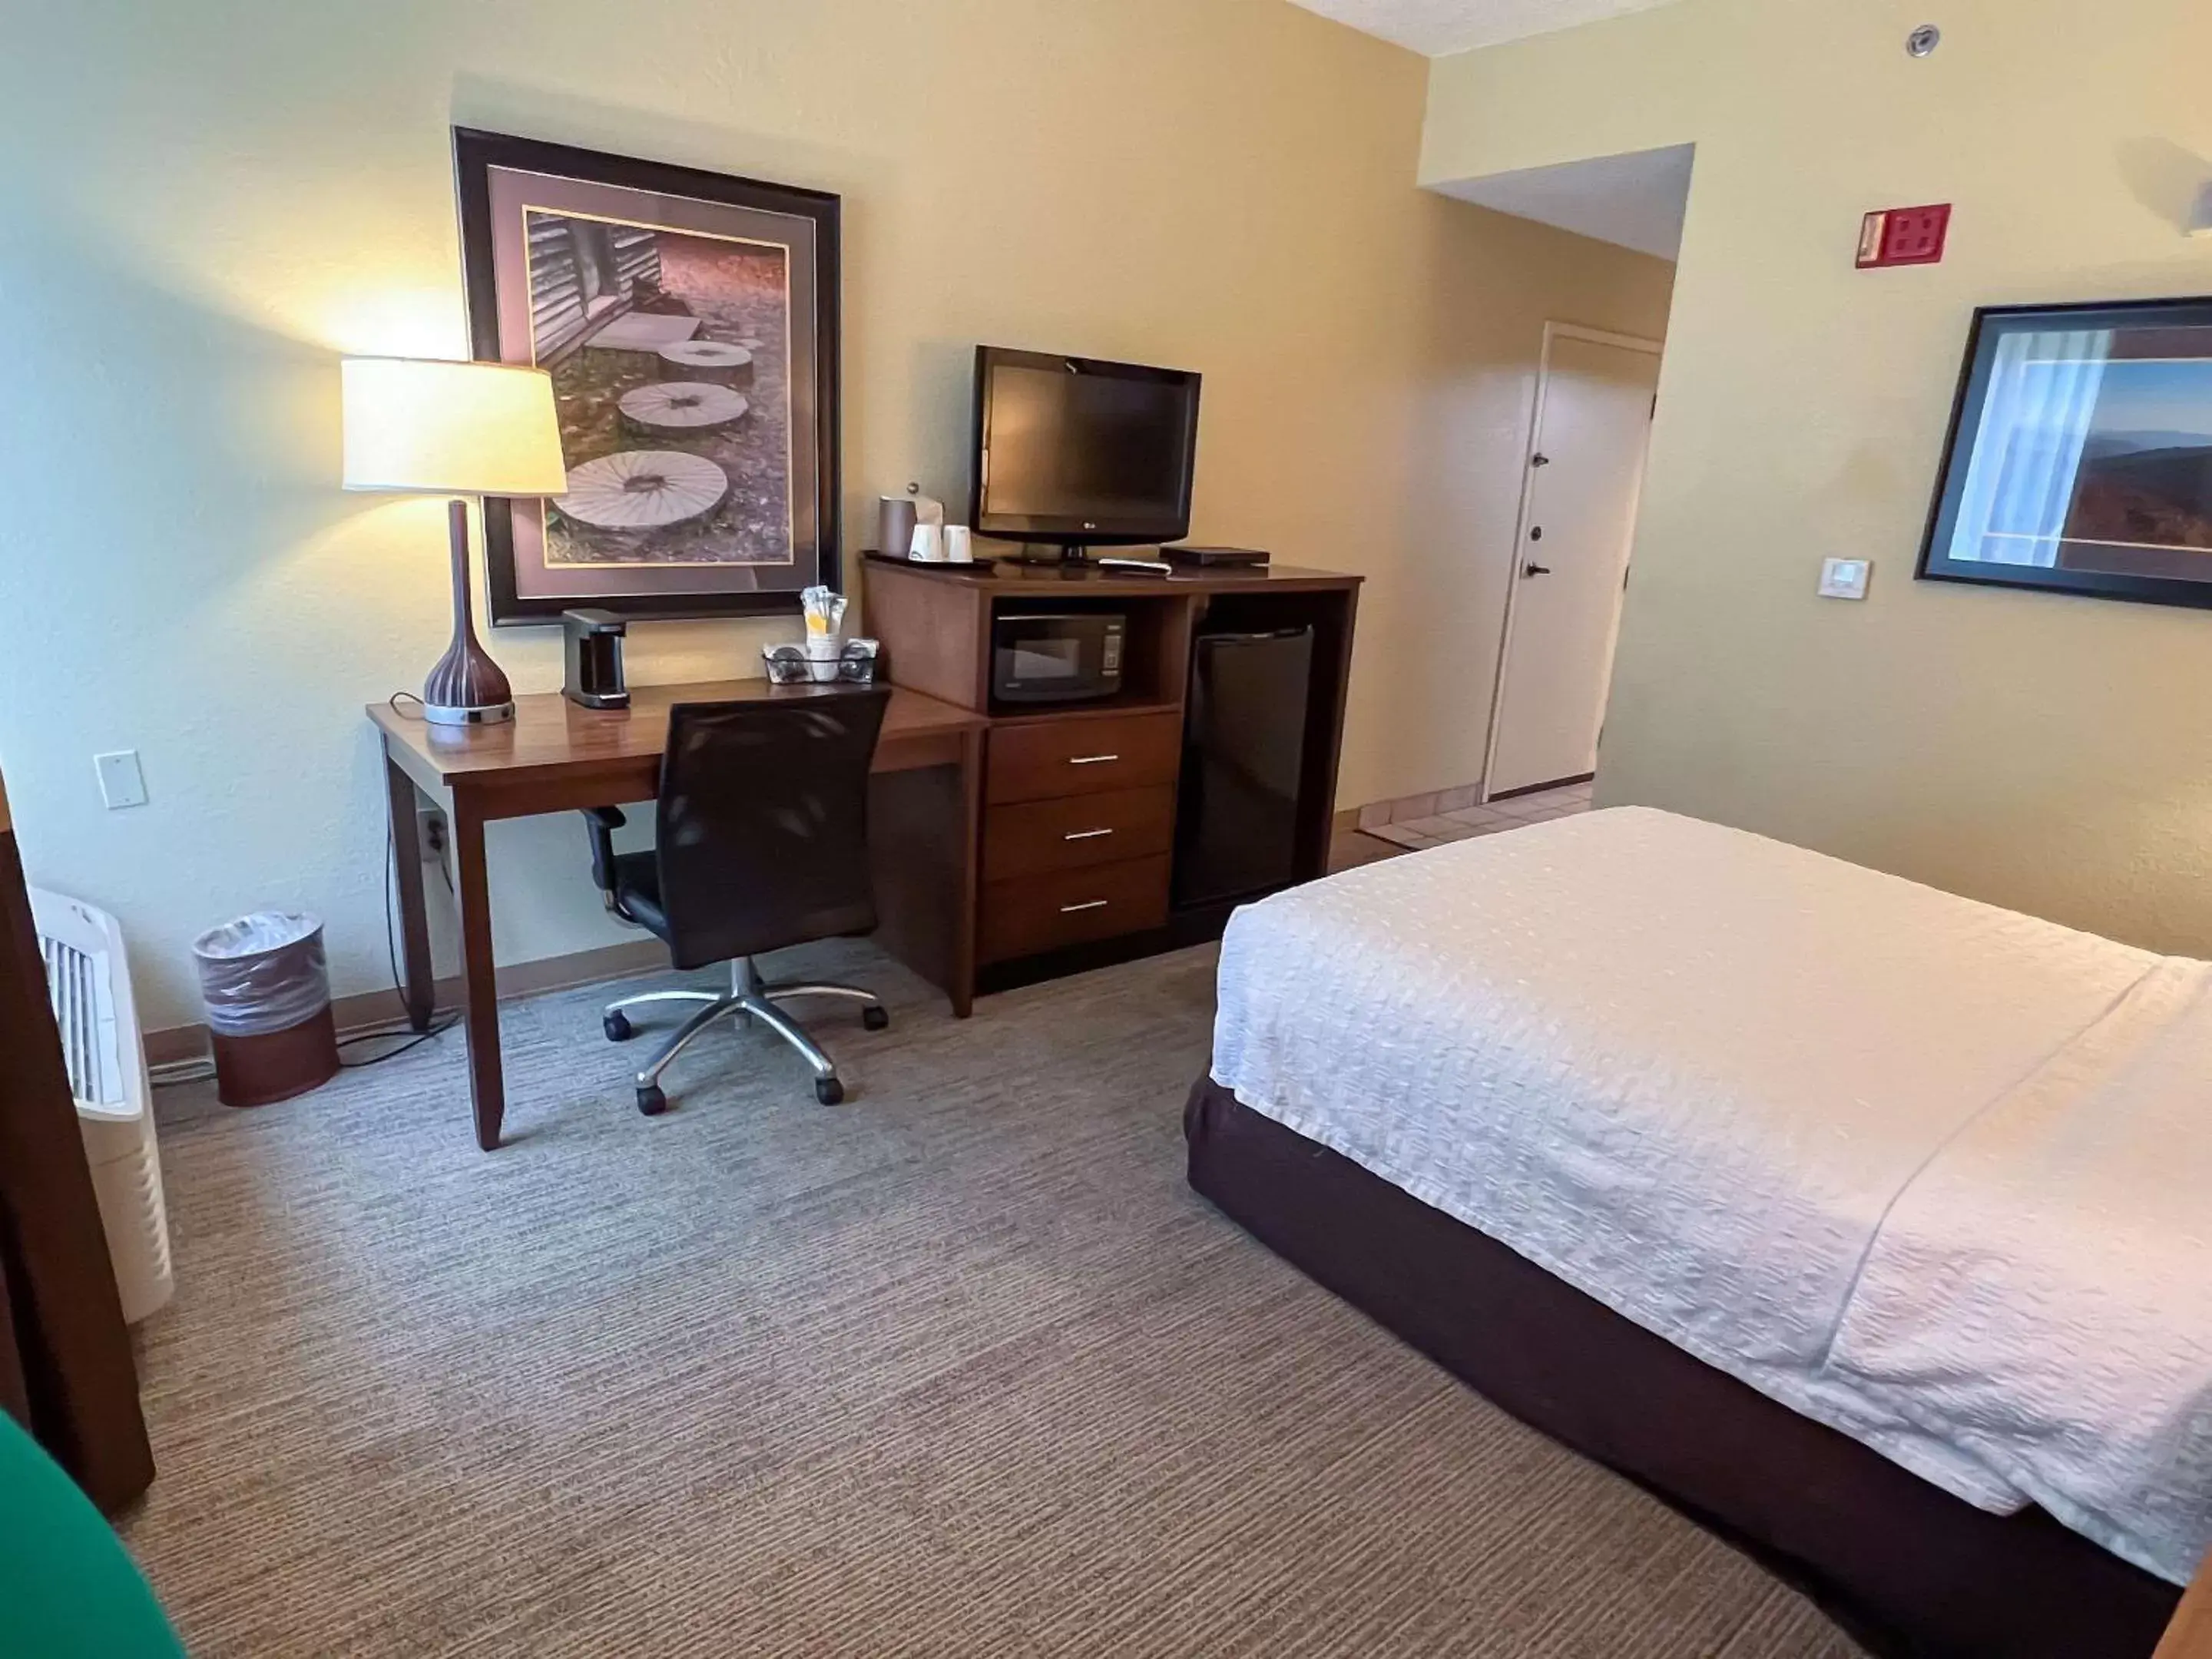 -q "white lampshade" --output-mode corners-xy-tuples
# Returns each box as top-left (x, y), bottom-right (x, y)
(341, 357), (568, 497)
